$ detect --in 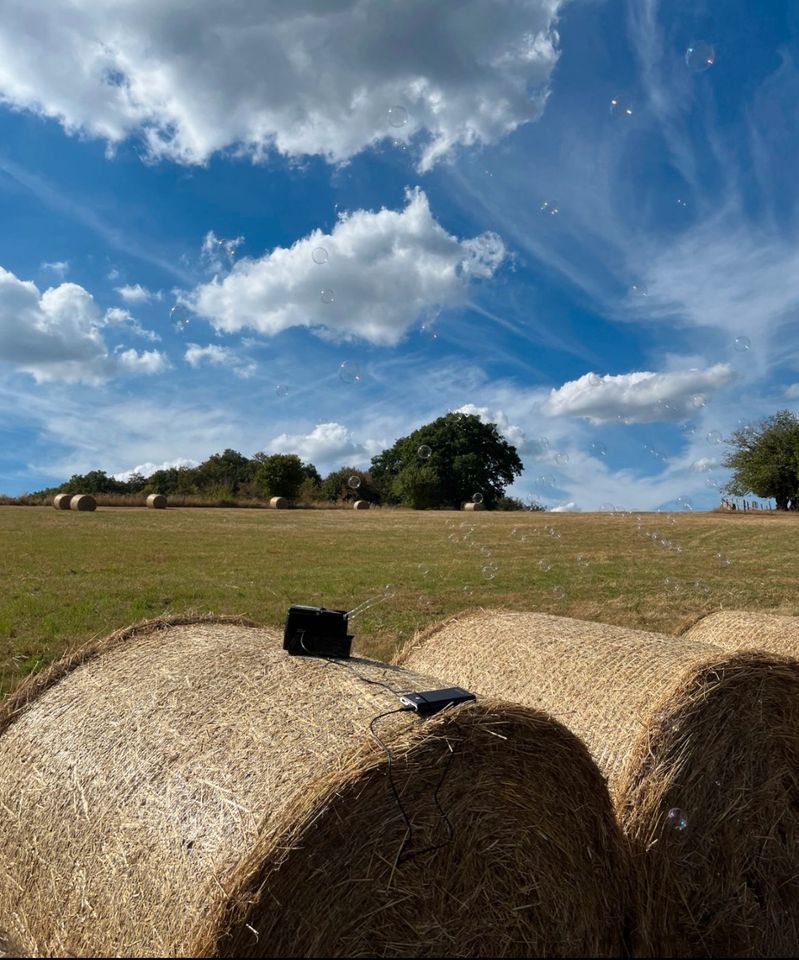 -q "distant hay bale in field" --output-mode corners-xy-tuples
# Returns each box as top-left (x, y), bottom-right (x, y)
(399, 609), (799, 958)
(463, 502), (484, 511)
(52, 493), (71, 510)
(146, 493), (167, 510)
(269, 496), (288, 509)
(0, 615), (627, 958)
(681, 609), (799, 658)
(69, 494), (96, 512)
(353, 499), (370, 510)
